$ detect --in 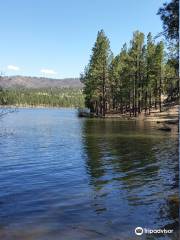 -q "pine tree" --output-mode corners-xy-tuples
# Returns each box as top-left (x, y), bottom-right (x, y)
(157, 0), (179, 100)
(145, 32), (156, 114)
(154, 41), (164, 112)
(81, 30), (112, 116)
(128, 31), (145, 116)
(82, 29), (176, 117)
